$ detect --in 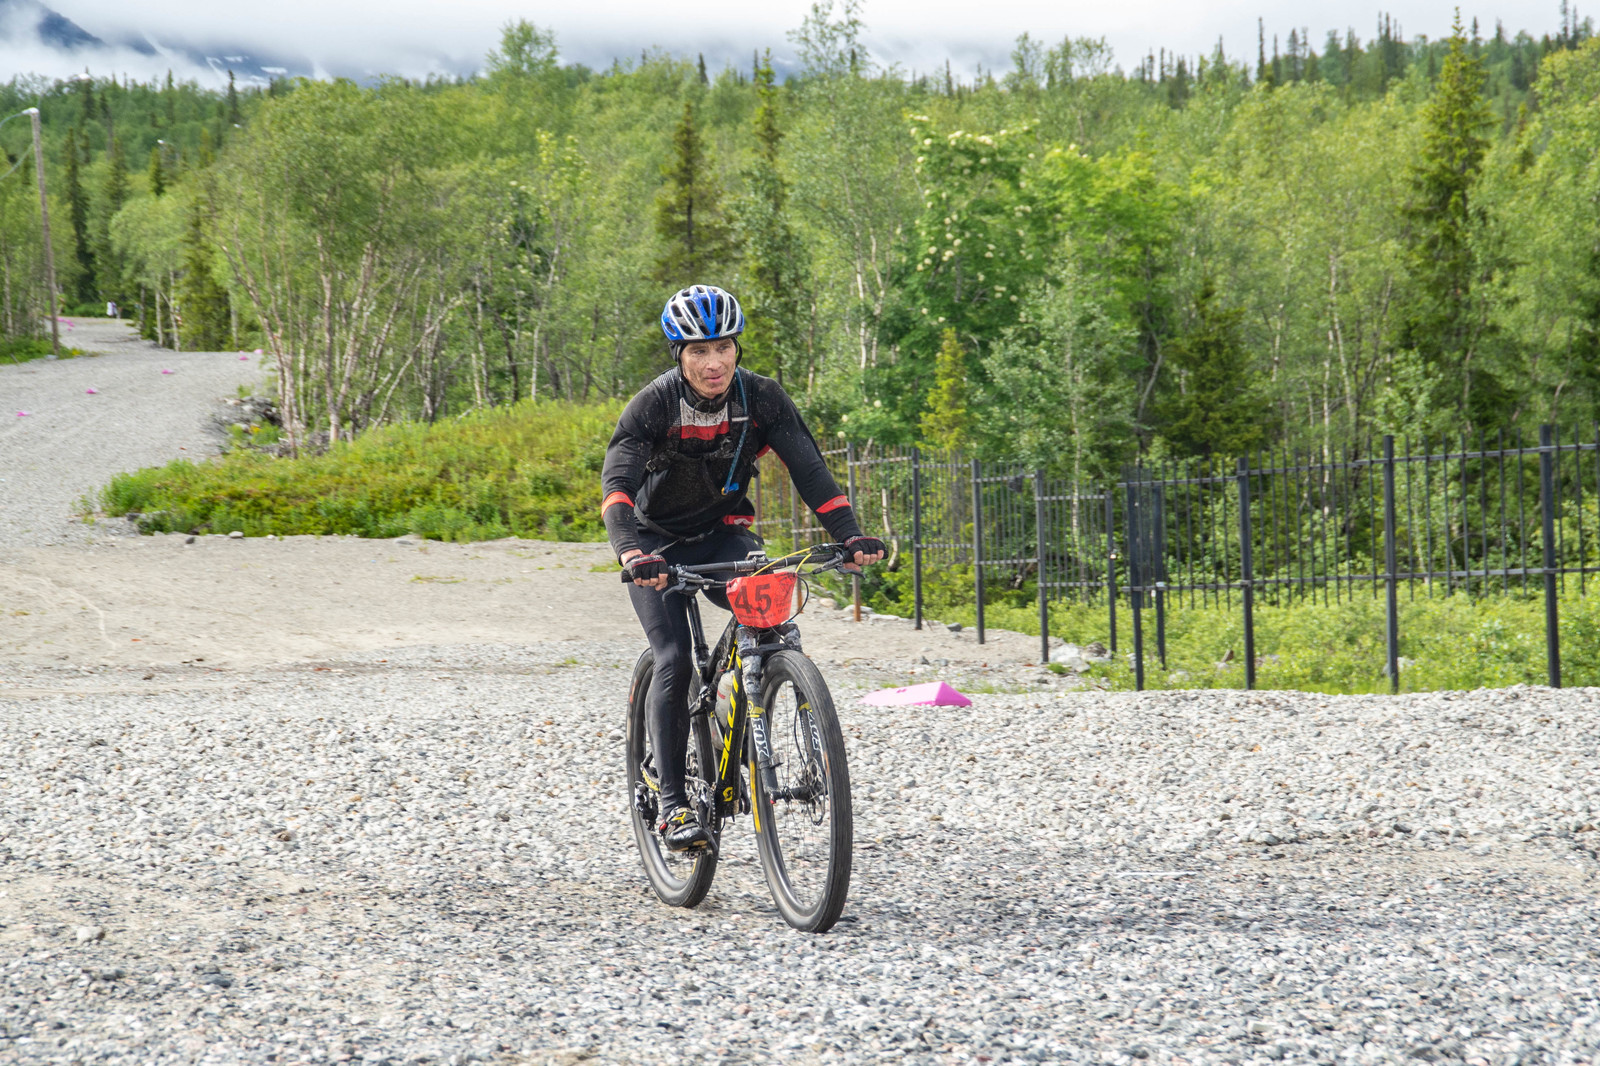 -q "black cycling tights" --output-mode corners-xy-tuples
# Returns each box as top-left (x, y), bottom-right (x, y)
(626, 528), (760, 813)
